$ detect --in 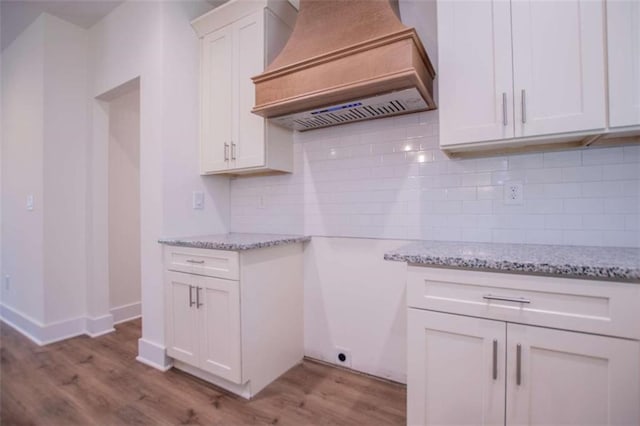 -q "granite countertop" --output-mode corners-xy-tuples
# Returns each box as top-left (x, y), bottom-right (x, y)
(385, 241), (640, 282)
(158, 233), (310, 251)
